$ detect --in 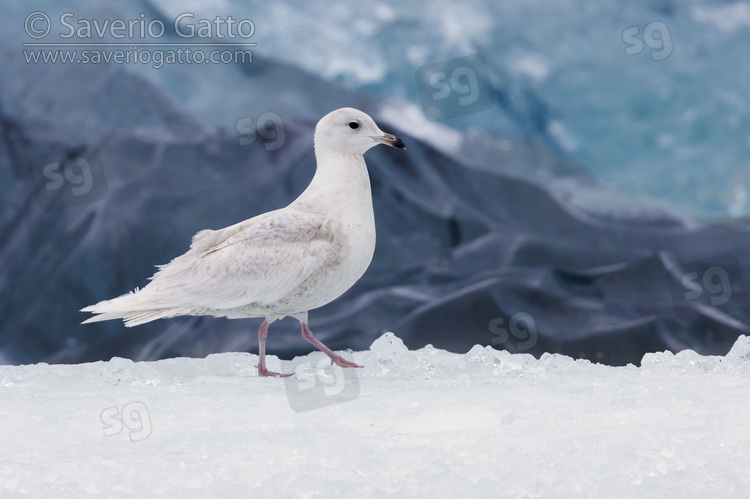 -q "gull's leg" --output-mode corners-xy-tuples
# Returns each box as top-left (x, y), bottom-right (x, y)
(257, 320), (291, 377)
(300, 322), (363, 368)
